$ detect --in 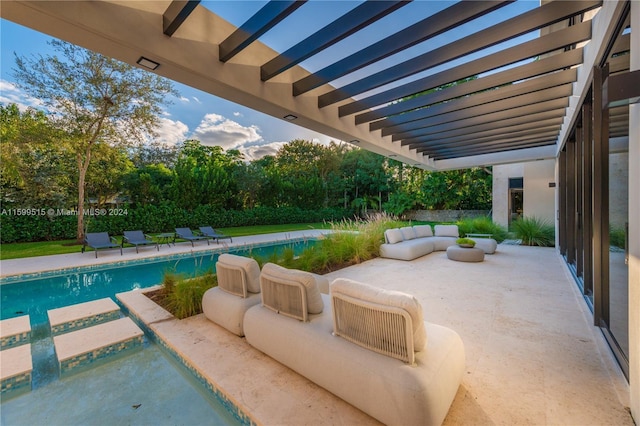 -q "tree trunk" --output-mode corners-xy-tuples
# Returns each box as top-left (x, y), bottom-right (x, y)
(76, 146), (92, 243)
